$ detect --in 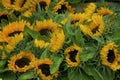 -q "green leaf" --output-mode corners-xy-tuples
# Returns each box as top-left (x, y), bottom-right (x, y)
(74, 28), (84, 46)
(67, 0), (81, 4)
(50, 54), (63, 74)
(53, 14), (66, 23)
(80, 53), (94, 62)
(2, 71), (17, 80)
(24, 26), (49, 41)
(100, 67), (115, 80)
(40, 46), (50, 59)
(0, 60), (6, 68)
(80, 50), (95, 62)
(62, 17), (72, 36)
(0, 68), (9, 73)
(0, 3), (4, 12)
(18, 70), (36, 80)
(80, 70), (94, 80)
(112, 27), (120, 41)
(82, 65), (104, 80)
(68, 68), (82, 80)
